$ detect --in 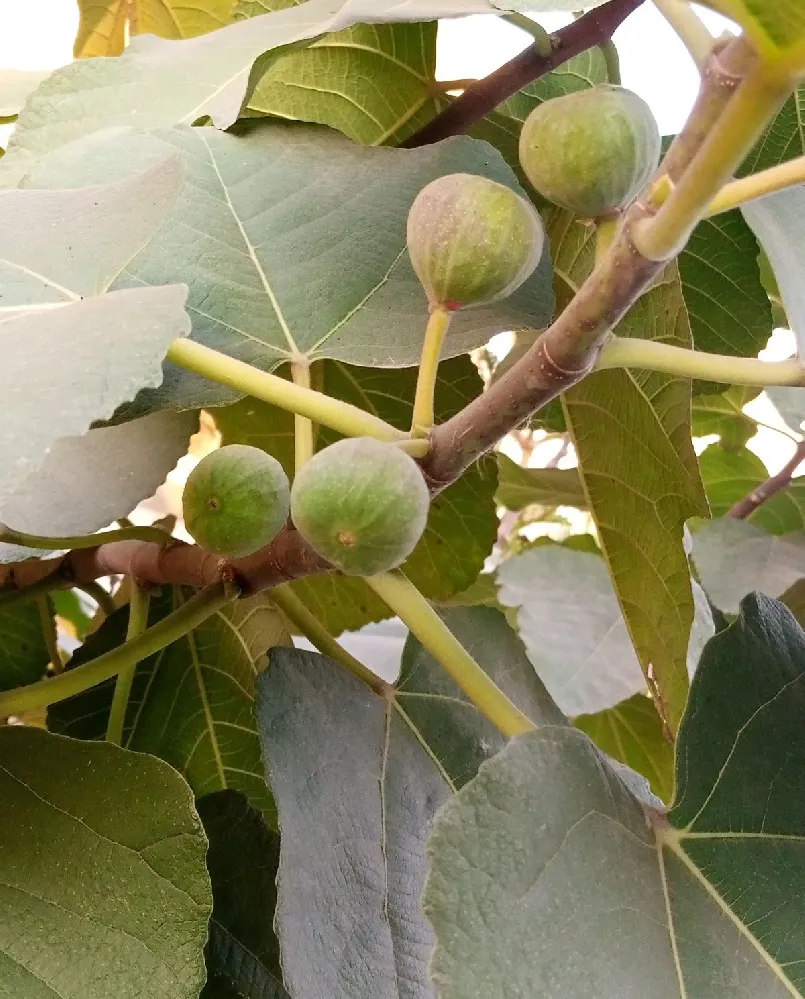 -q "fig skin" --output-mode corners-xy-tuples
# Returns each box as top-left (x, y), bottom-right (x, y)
(183, 444), (290, 559)
(290, 437), (430, 576)
(518, 85), (661, 219)
(407, 173), (544, 311)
